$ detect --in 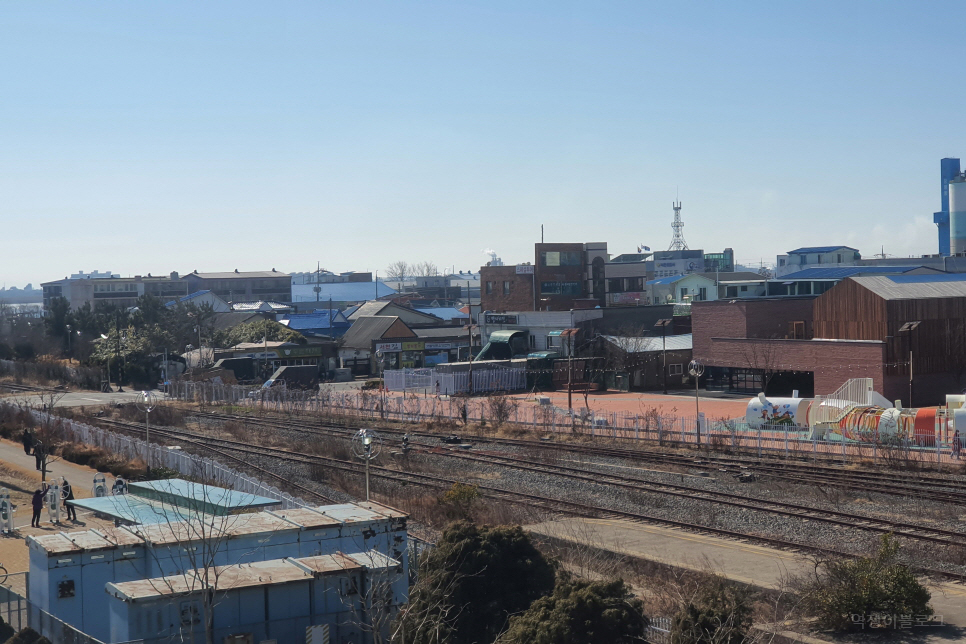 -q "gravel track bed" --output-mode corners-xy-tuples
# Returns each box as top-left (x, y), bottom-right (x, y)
(177, 417), (966, 573)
